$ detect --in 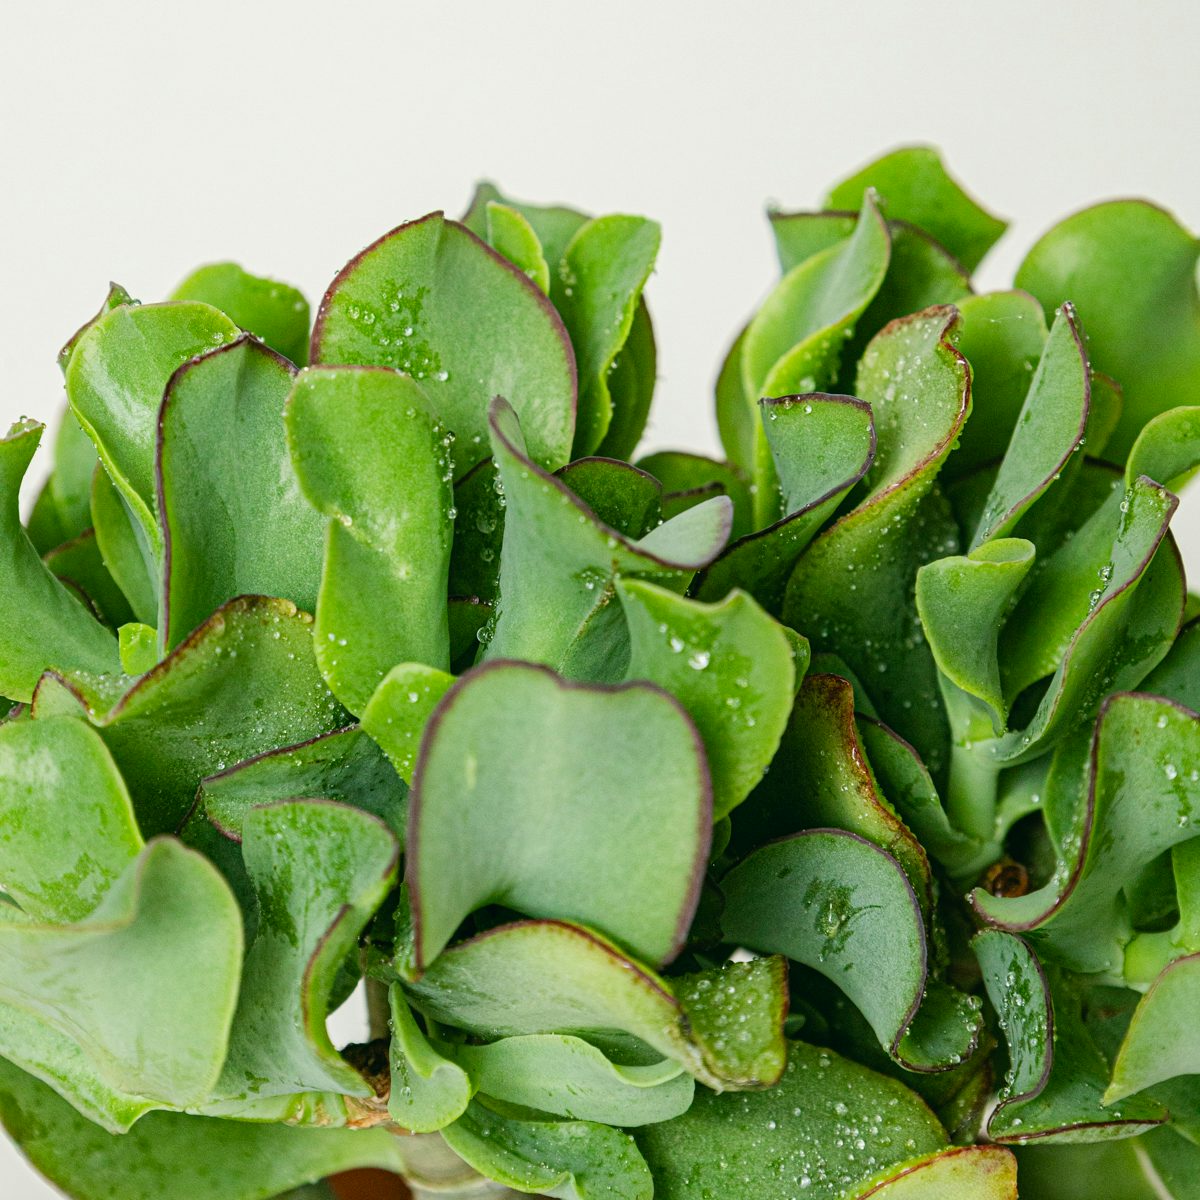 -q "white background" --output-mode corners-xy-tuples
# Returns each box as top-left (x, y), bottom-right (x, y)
(2, 2), (1198, 1194)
